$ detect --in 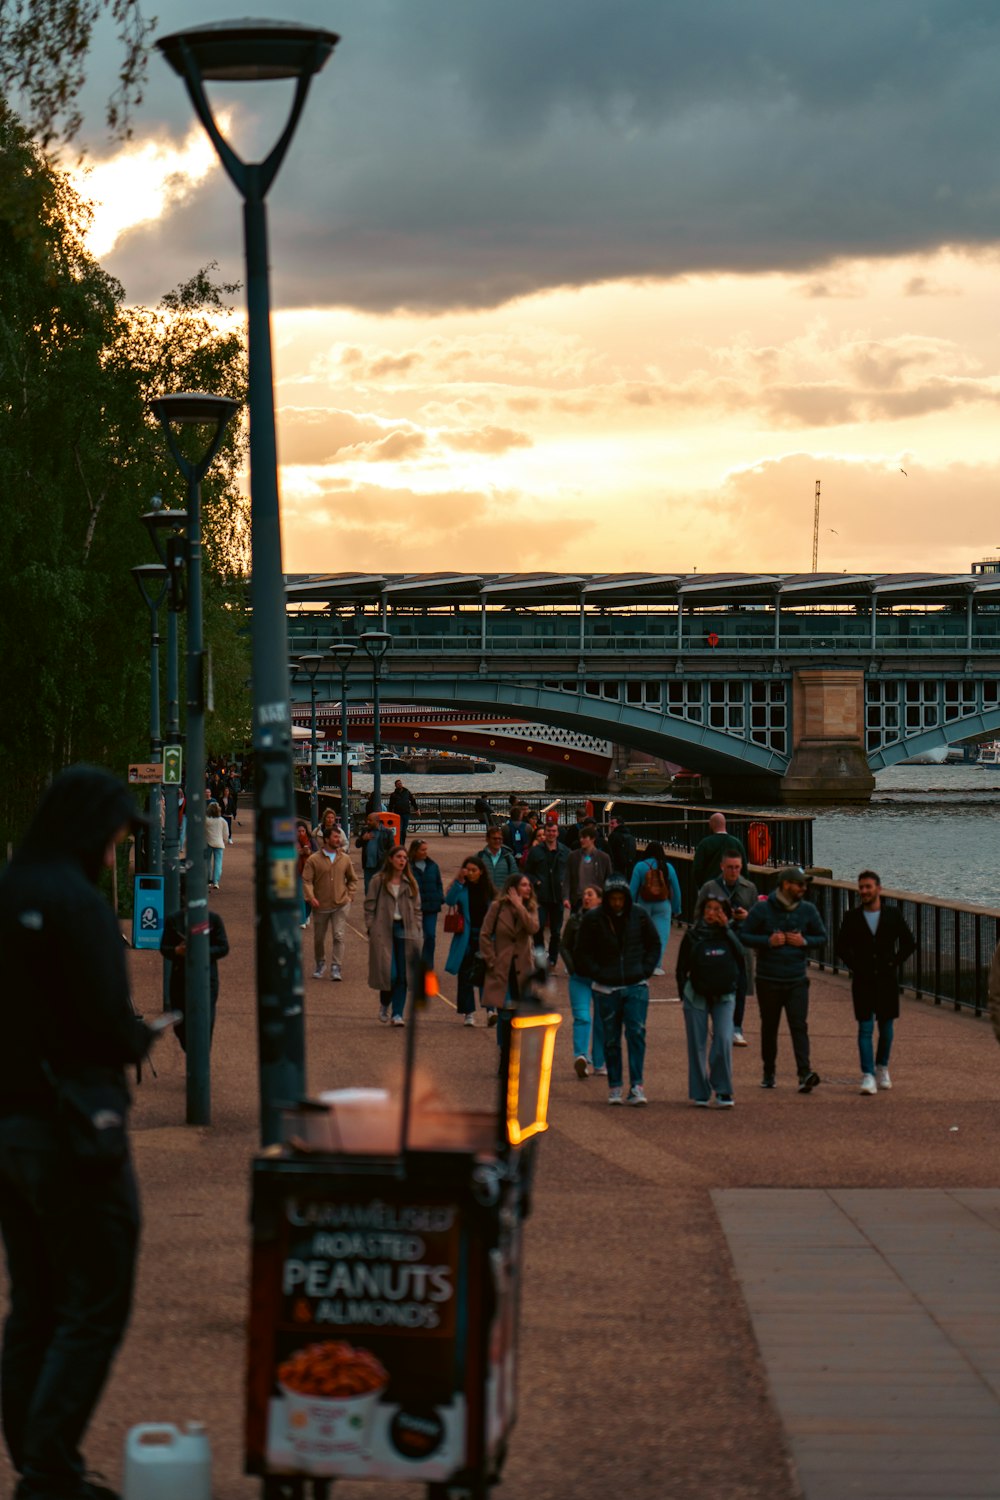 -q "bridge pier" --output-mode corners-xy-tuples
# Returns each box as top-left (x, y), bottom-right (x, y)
(712, 669), (874, 805)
